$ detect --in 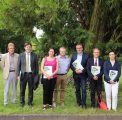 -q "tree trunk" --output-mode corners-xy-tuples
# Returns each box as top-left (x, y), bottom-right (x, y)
(86, 0), (107, 51)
